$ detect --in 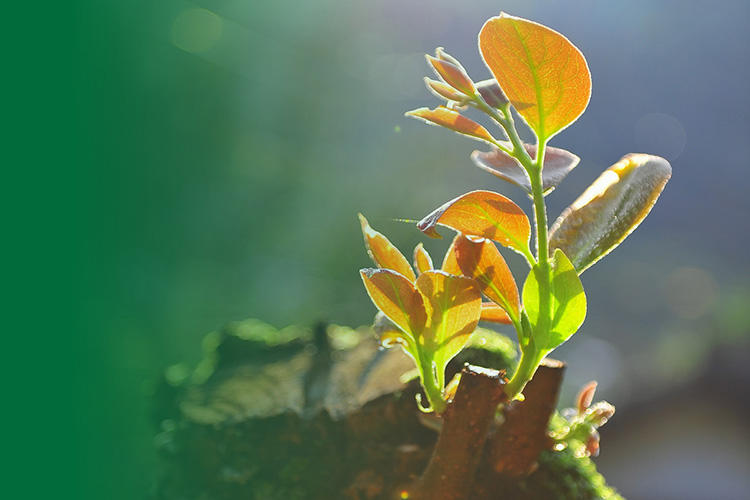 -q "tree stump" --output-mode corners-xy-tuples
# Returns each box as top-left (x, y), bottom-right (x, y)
(152, 319), (623, 500)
